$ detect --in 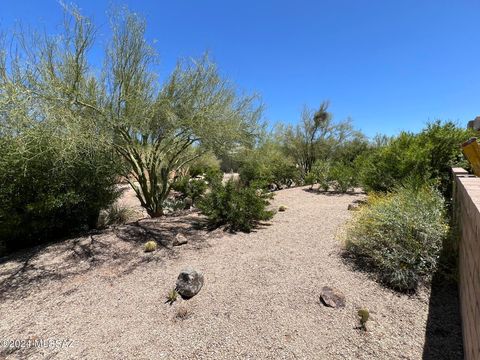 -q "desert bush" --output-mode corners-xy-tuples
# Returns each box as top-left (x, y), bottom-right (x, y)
(329, 162), (357, 193)
(238, 157), (272, 187)
(270, 158), (301, 188)
(357, 121), (473, 195)
(162, 197), (187, 213)
(188, 153), (223, 183)
(0, 124), (119, 255)
(305, 160), (331, 192)
(344, 182), (449, 291)
(171, 177), (208, 206)
(198, 180), (274, 232)
(238, 140), (300, 189)
(98, 204), (134, 228)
